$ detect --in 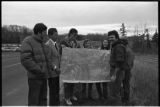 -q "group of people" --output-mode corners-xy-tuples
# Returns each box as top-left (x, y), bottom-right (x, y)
(20, 23), (134, 106)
